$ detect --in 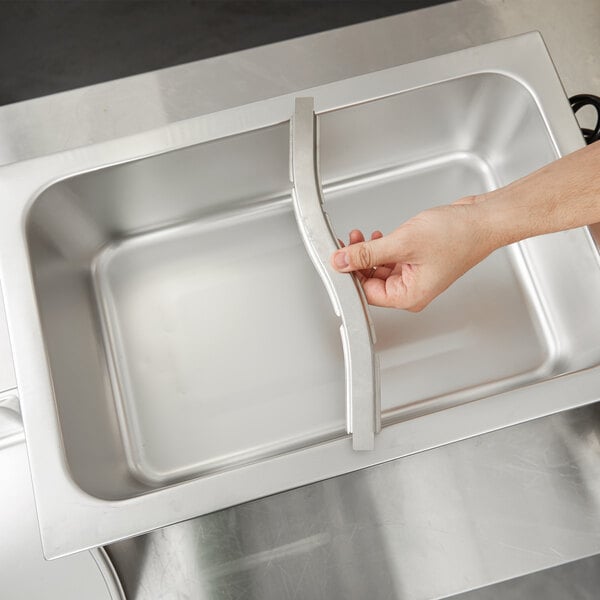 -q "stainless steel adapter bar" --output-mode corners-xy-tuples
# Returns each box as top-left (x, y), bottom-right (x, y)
(290, 96), (380, 451)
